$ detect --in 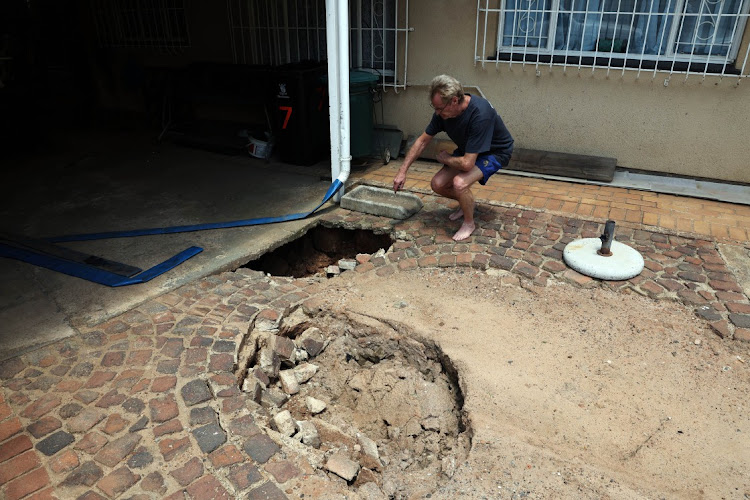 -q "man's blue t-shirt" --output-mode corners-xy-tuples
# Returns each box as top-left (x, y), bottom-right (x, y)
(425, 94), (514, 166)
